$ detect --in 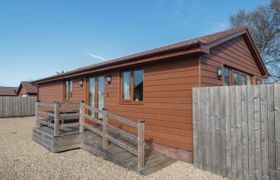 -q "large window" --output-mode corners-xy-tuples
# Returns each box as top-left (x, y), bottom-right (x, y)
(121, 69), (143, 103)
(223, 66), (252, 86)
(65, 80), (72, 100)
